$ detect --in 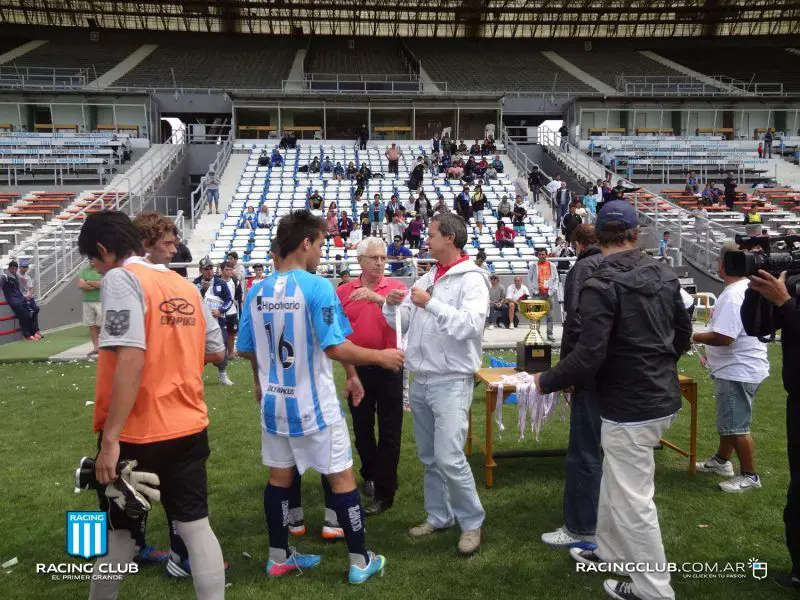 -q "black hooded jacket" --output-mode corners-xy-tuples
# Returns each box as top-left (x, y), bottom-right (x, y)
(540, 248), (692, 422)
